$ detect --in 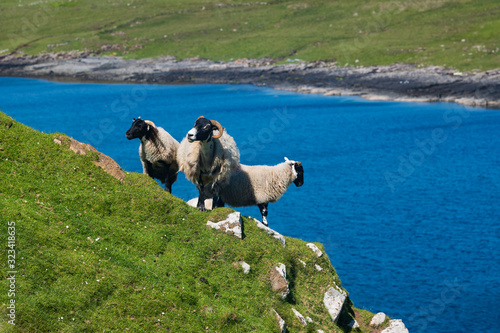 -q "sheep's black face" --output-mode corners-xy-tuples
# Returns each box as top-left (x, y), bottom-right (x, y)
(293, 162), (304, 187)
(126, 118), (148, 140)
(187, 117), (217, 143)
